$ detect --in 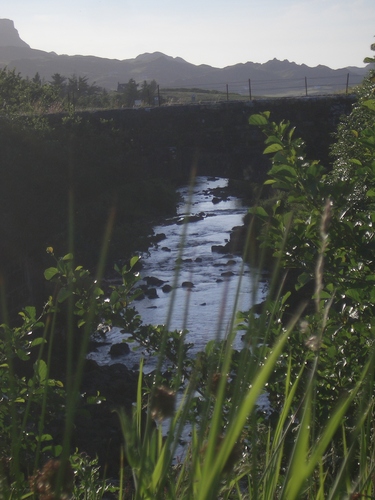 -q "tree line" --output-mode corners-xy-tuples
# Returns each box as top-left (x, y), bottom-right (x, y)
(0, 67), (159, 112)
